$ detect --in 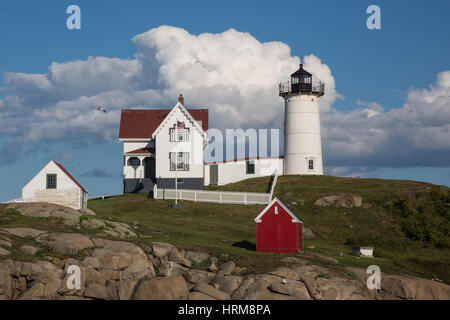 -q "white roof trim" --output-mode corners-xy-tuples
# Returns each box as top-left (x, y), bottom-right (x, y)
(254, 197), (302, 223)
(151, 102), (206, 139)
